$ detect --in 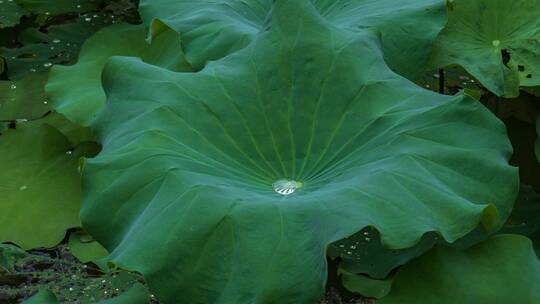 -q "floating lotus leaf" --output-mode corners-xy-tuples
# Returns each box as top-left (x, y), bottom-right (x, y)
(0, 121), (98, 249)
(0, 0), (27, 28)
(139, 0), (445, 79)
(0, 14), (114, 79)
(82, 1), (517, 303)
(430, 0), (540, 97)
(0, 73), (49, 121)
(16, 0), (102, 15)
(379, 235), (540, 303)
(46, 23), (191, 126)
